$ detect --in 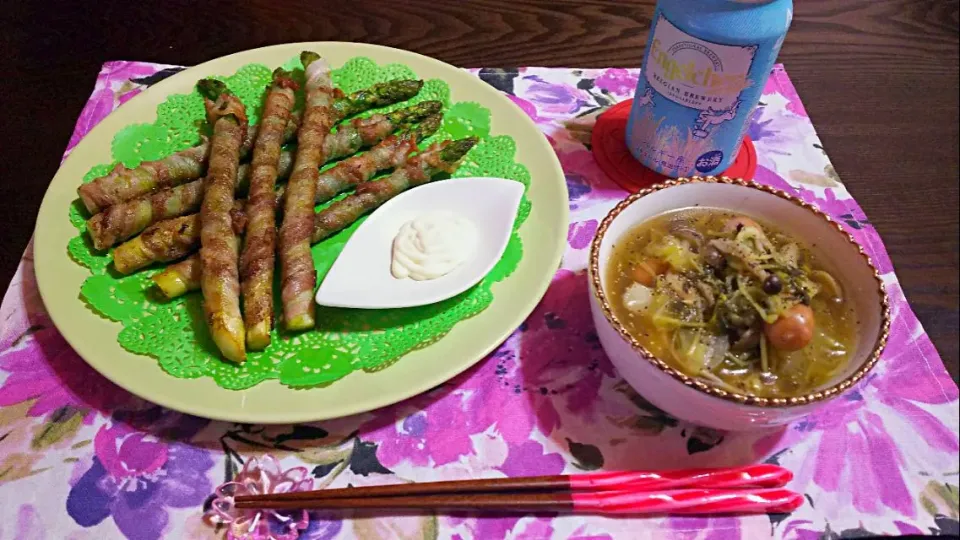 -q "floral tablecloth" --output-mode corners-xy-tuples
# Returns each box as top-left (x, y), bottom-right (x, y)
(1, 63), (957, 540)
